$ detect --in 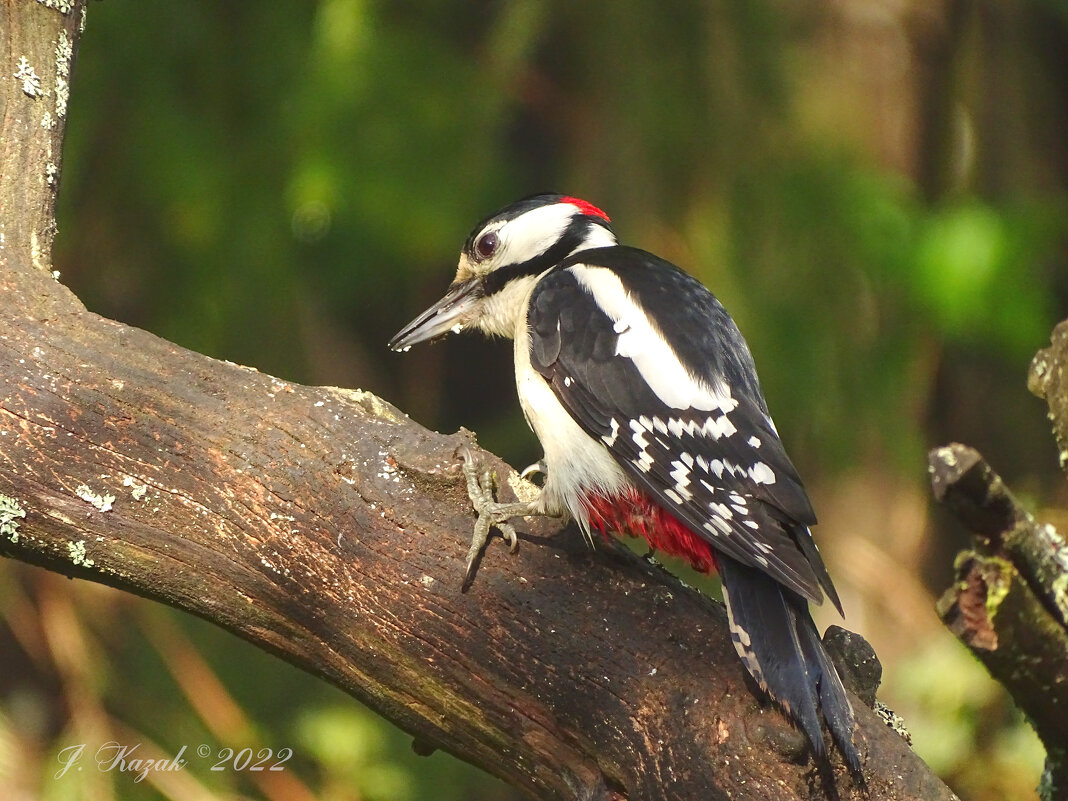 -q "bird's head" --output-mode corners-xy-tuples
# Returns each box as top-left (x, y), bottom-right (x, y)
(389, 194), (616, 349)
